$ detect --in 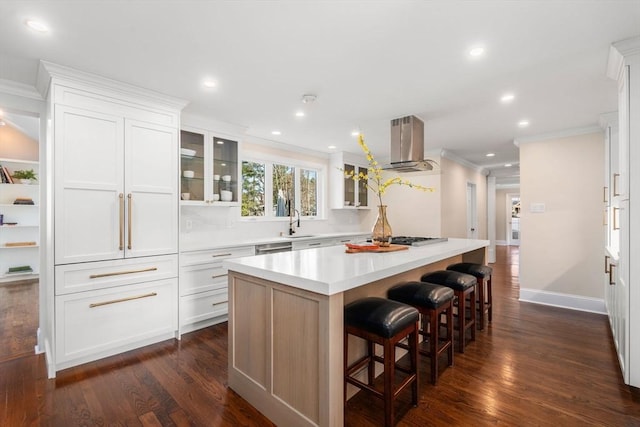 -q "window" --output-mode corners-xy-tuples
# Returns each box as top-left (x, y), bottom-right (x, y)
(241, 161), (265, 216)
(241, 158), (321, 219)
